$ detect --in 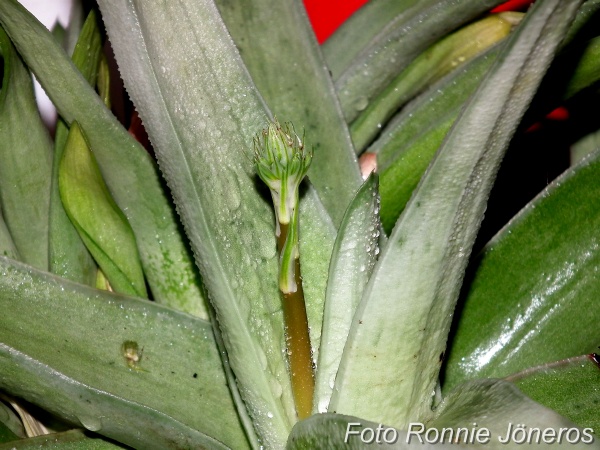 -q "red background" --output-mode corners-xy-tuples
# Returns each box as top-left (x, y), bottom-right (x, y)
(303, 0), (369, 44)
(303, 0), (533, 44)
